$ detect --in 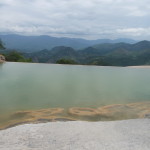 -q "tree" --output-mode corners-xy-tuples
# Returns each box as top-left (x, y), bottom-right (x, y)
(4, 51), (32, 62)
(0, 39), (5, 50)
(89, 58), (111, 66)
(56, 58), (77, 64)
